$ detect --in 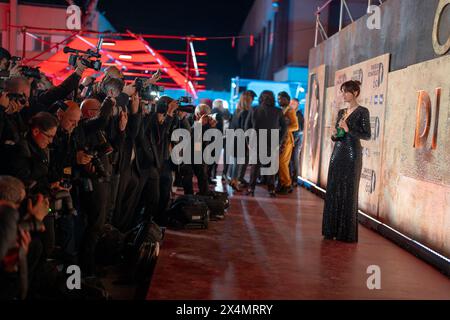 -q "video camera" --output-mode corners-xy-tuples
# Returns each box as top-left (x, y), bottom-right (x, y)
(135, 77), (165, 101)
(64, 37), (103, 71)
